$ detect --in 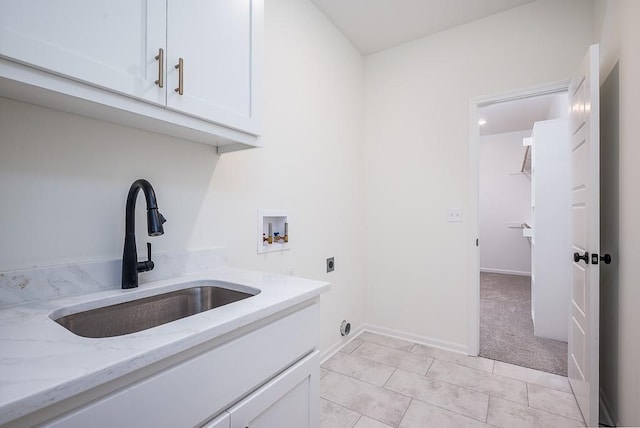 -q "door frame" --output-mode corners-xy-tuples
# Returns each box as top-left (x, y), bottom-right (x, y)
(467, 79), (571, 356)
